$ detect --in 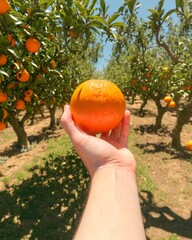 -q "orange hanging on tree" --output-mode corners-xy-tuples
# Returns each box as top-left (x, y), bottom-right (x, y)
(16, 69), (30, 82)
(0, 121), (6, 131)
(15, 100), (25, 110)
(0, 54), (7, 66)
(25, 37), (41, 53)
(0, 91), (8, 103)
(0, 0), (11, 15)
(70, 79), (126, 134)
